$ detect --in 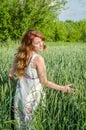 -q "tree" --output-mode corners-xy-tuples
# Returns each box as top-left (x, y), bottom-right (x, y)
(53, 21), (68, 41)
(65, 21), (81, 42)
(79, 20), (86, 42)
(0, 0), (67, 41)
